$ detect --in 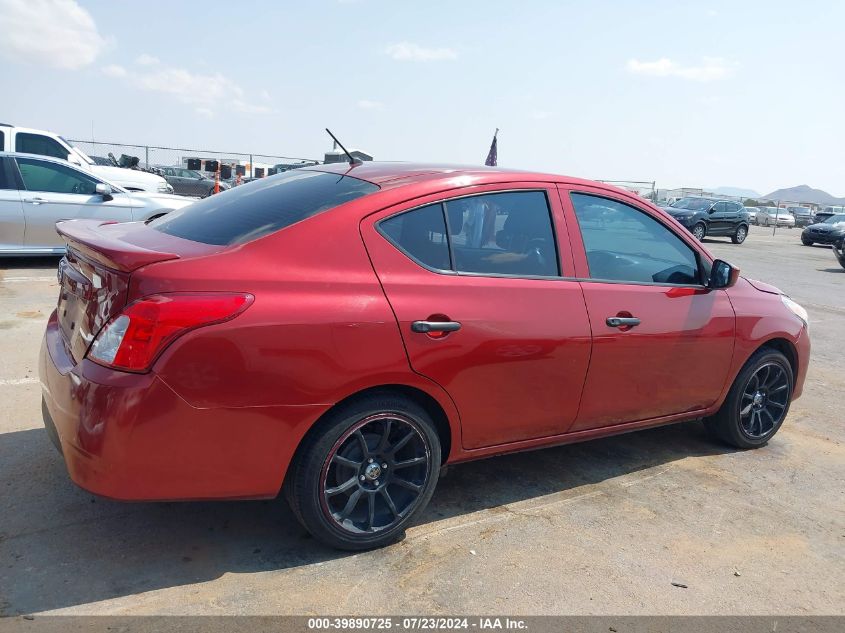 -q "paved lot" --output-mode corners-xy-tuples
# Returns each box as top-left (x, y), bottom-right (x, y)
(0, 228), (843, 616)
